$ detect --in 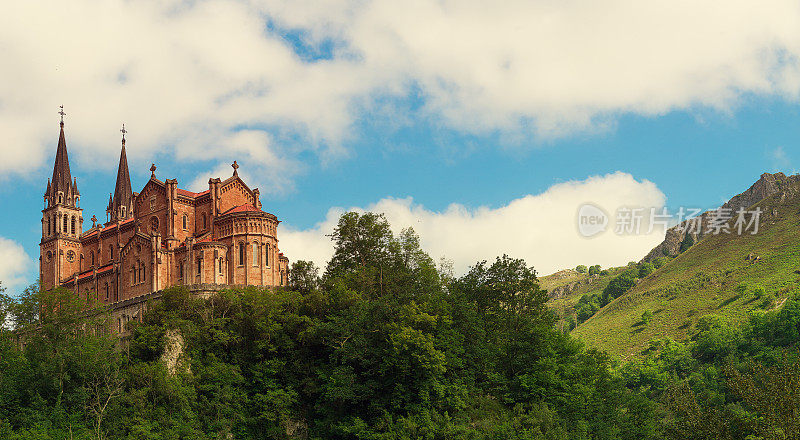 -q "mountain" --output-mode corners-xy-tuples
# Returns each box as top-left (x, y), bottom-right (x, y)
(643, 172), (800, 262)
(571, 173), (800, 359)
